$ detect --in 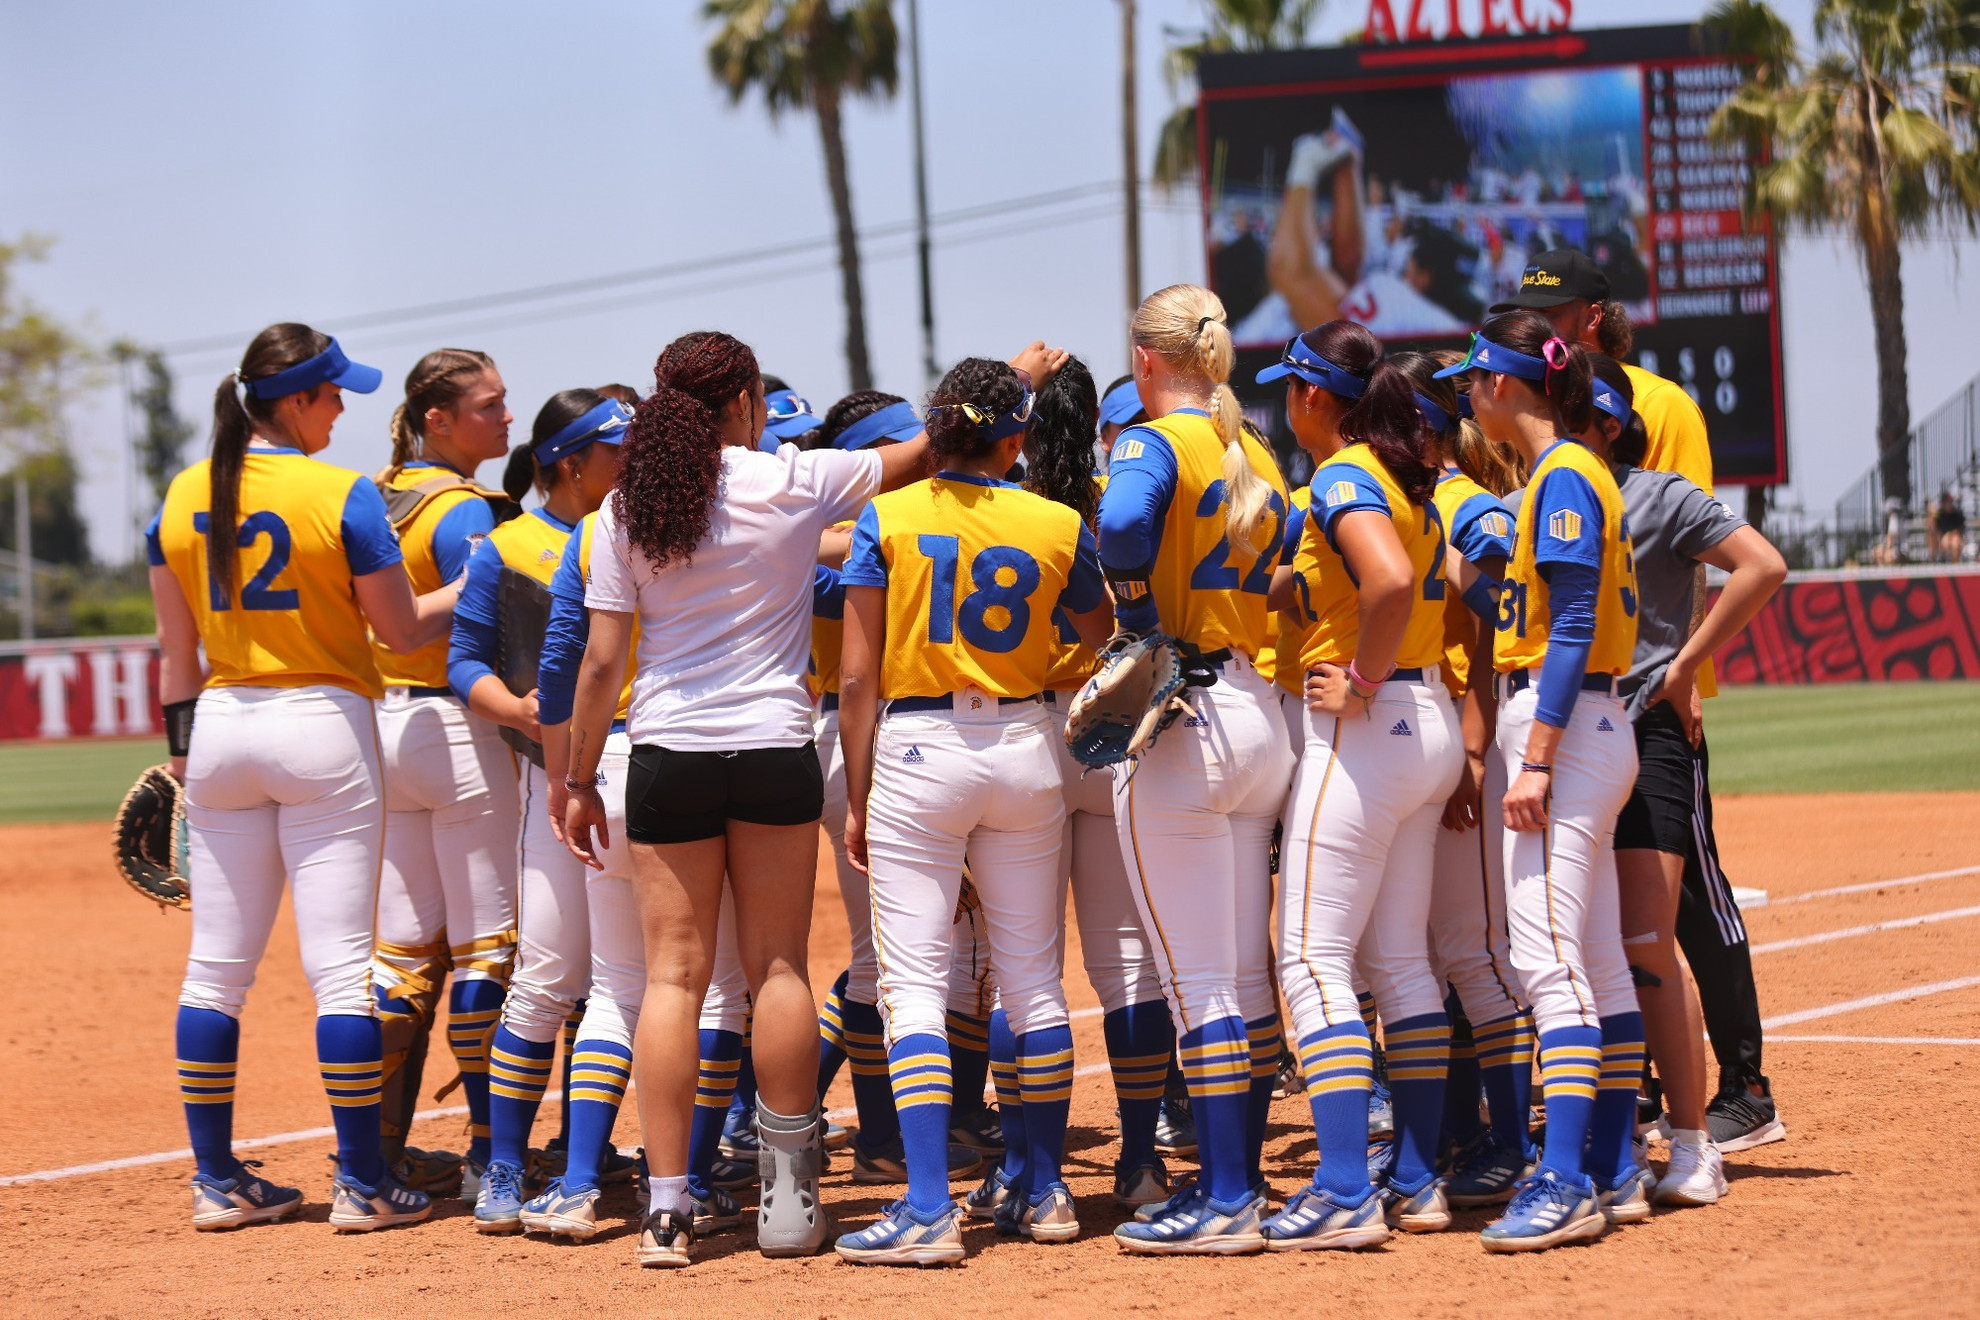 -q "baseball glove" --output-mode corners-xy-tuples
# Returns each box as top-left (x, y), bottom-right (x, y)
(112, 764), (191, 910)
(1064, 632), (1203, 769)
